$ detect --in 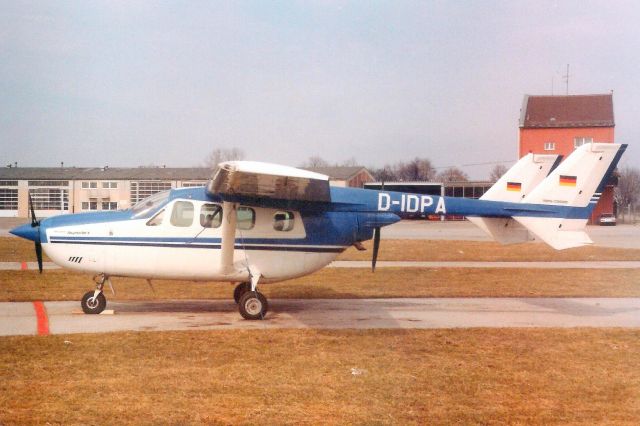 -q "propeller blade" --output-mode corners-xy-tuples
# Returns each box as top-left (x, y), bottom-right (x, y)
(28, 192), (39, 227)
(35, 241), (43, 274)
(372, 226), (381, 272)
(28, 191), (43, 273)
